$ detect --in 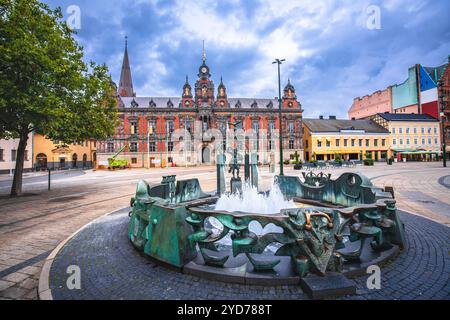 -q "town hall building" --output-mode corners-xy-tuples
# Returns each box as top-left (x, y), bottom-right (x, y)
(97, 41), (304, 168)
